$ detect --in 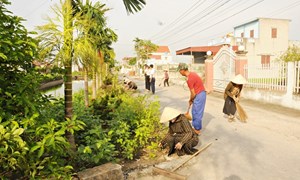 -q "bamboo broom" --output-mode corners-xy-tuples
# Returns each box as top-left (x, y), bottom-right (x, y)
(236, 102), (248, 122)
(184, 104), (192, 120)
